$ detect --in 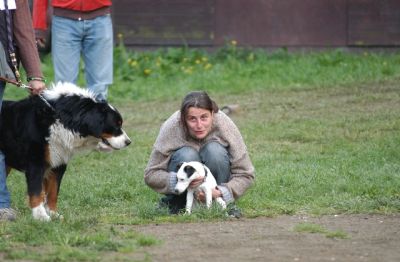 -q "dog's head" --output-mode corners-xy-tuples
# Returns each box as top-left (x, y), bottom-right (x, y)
(44, 82), (131, 151)
(174, 161), (207, 194)
(87, 102), (132, 151)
